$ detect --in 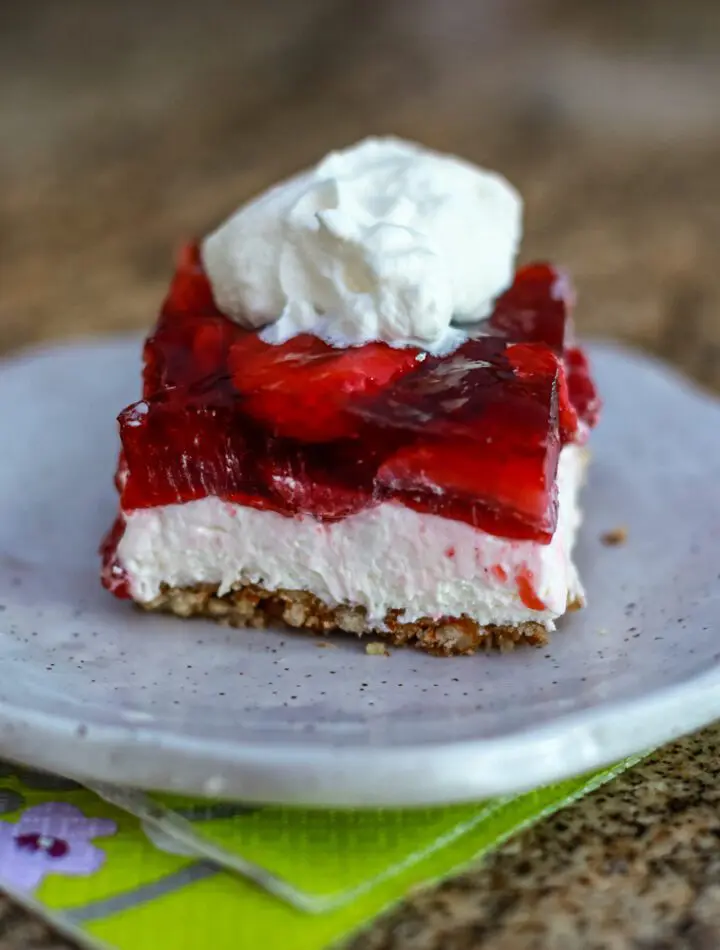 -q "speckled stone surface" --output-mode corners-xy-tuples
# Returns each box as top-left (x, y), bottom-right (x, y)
(351, 731), (720, 950)
(1, 1), (720, 947)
